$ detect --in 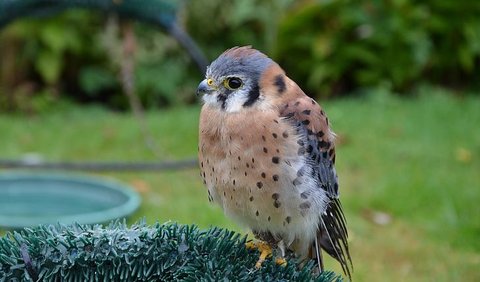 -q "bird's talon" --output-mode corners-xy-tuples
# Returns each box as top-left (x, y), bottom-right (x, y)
(245, 241), (257, 250)
(246, 241), (273, 269)
(275, 257), (287, 266)
(256, 241), (272, 253)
